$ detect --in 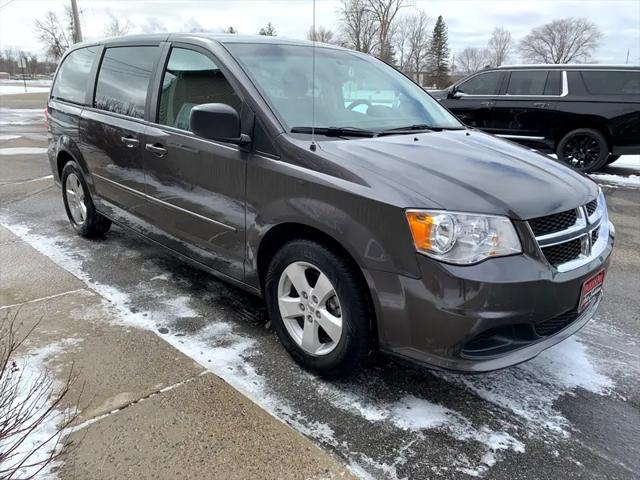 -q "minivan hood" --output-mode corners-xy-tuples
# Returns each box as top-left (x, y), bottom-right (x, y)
(317, 129), (597, 220)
